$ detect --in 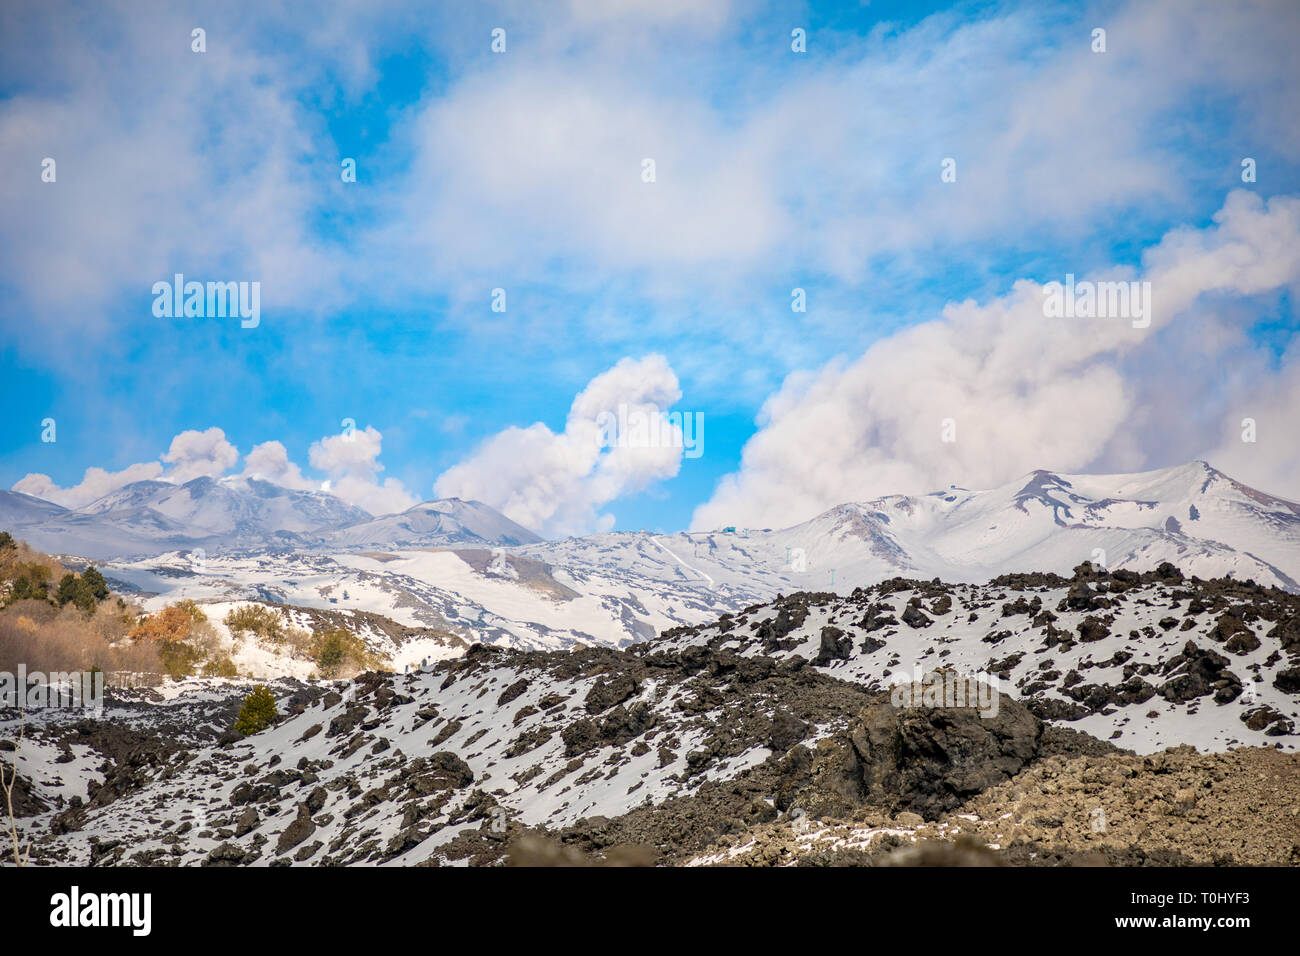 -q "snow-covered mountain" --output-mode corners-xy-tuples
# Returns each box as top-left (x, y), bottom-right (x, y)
(721, 460), (1300, 593)
(82, 461), (1300, 656)
(81, 476), (371, 538)
(2, 476), (368, 558)
(324, 498), (542, 549)
(1, 477), (539, 559)
(0, 488), (69, 527)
